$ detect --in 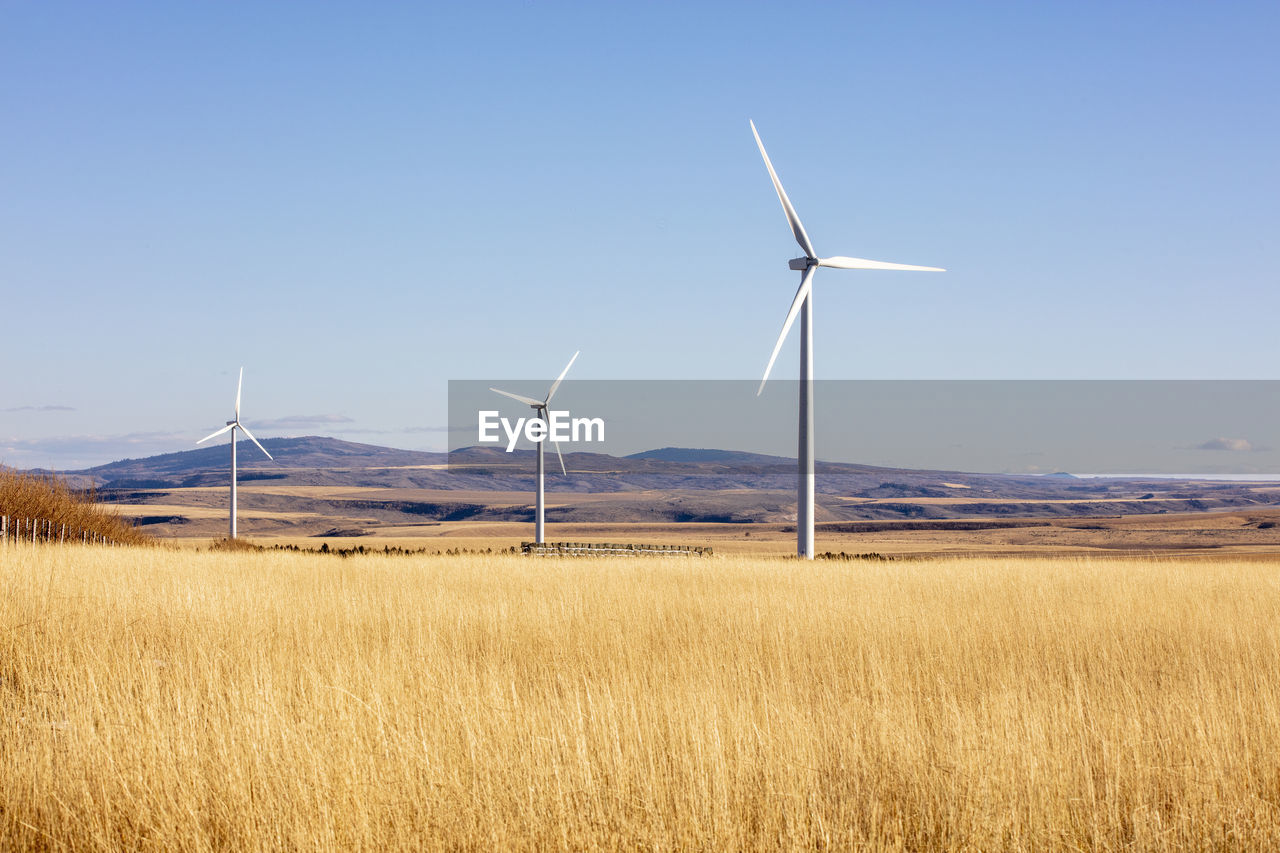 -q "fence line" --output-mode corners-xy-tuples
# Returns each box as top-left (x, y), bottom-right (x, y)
(0, 514), (122, 548)
(522, 541), (712, 557)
